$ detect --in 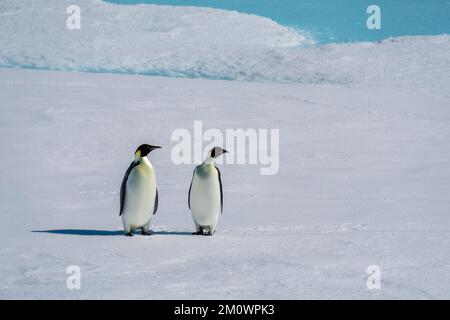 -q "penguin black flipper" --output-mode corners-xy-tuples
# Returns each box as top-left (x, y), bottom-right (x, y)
(153, 188), (159, 215)
(215, 165), (224, 213)
(188, 167), (196, 210)
(119, 160), (140, 216)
